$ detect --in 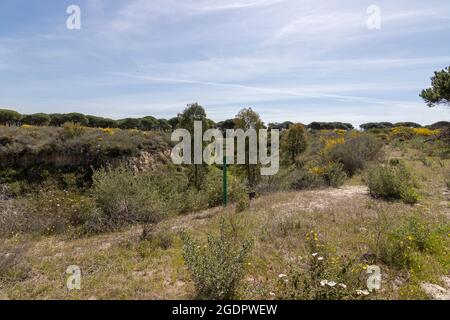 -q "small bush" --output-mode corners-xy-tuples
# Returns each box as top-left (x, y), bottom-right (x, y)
(260, 215), (303, 240)
(399, 187), (421, 205)
(367, 162), (419, 204)
(390, 127), (415, 140)
(199, 168), (250, 211)
(203, 168), (224, 208)
(290, 169), (326, 190)
(327, 135), (383, 176)
(0, 245), (30, 283)
(63, 122), (86, 138)
(233, 181), (250, 213)
(0, 201), (26, 238)
(277, 231), (369, 300)
(322, 162), (347, 188)
(91, 166), (168, 230)
(0, 189), (97, 237)
(255, 168), (292, 194)
(235, 191), (250, 213)
(378, 216), (447, 271)
(140, 224), (173, 250)
(181, 218), (253, 300)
